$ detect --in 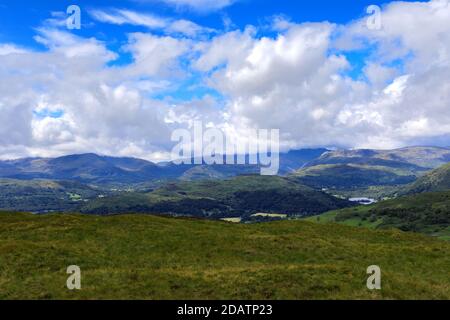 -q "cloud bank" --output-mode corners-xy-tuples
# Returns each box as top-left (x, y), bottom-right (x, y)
(1, 0), (450, 160)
